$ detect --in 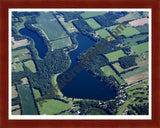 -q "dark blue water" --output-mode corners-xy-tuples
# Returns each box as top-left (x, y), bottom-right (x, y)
(59, 35), (116, 101)
(19, 28), (48, 58)
(19, 27), (116, 101)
